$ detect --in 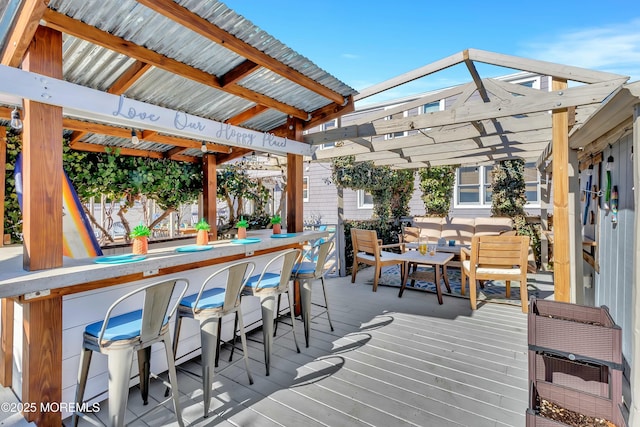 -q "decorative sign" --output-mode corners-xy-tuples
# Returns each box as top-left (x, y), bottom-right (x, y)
(0, 64), (315, 157)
